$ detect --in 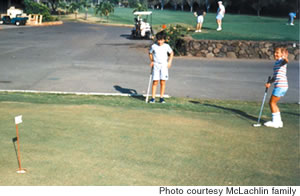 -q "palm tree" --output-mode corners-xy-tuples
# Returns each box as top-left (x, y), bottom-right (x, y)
(58, 1), (68, 16)
(160, 0), (170, 10)
(81, 0), (92, 20)
(186, 0), (196, 12)
(171, 0), (183, 10)
(69, 2), (82, 20)
(95, 1), (114, 21)
(148, 0), (160, 10)
(132, 3), (148, 13)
